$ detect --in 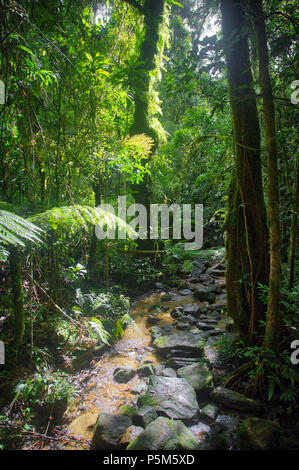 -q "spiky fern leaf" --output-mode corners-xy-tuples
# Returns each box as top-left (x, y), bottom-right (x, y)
(30, 205), (138, 239)
(0, 209), (44, 247)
